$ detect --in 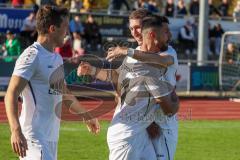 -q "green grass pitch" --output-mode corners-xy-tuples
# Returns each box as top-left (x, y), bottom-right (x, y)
(1, 121), (240, 160)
